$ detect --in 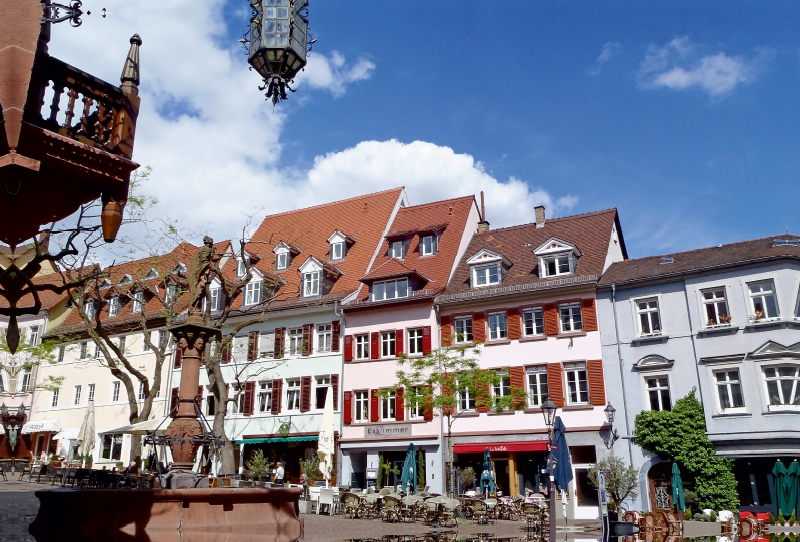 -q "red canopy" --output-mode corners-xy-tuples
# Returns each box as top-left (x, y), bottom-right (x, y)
(453, 441), (548, 454)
